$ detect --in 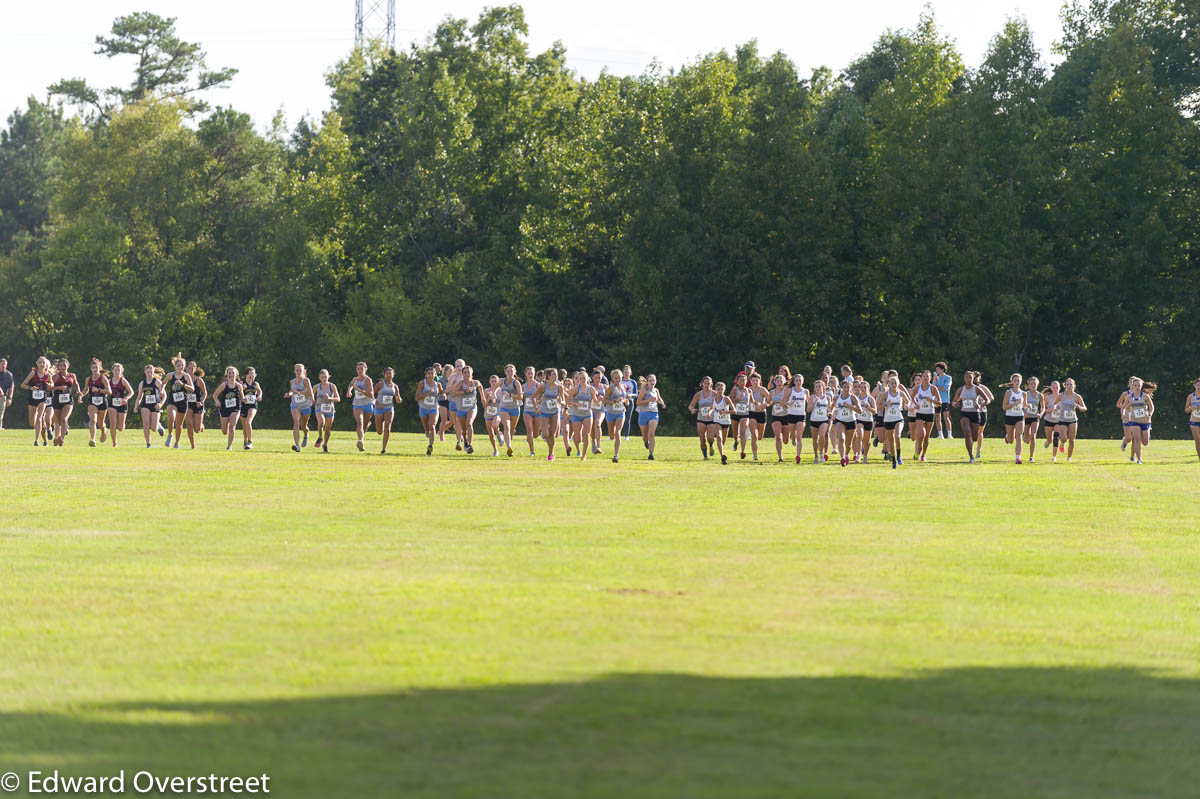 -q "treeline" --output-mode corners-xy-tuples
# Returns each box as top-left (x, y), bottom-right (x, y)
(1, 2), (1198, 432)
